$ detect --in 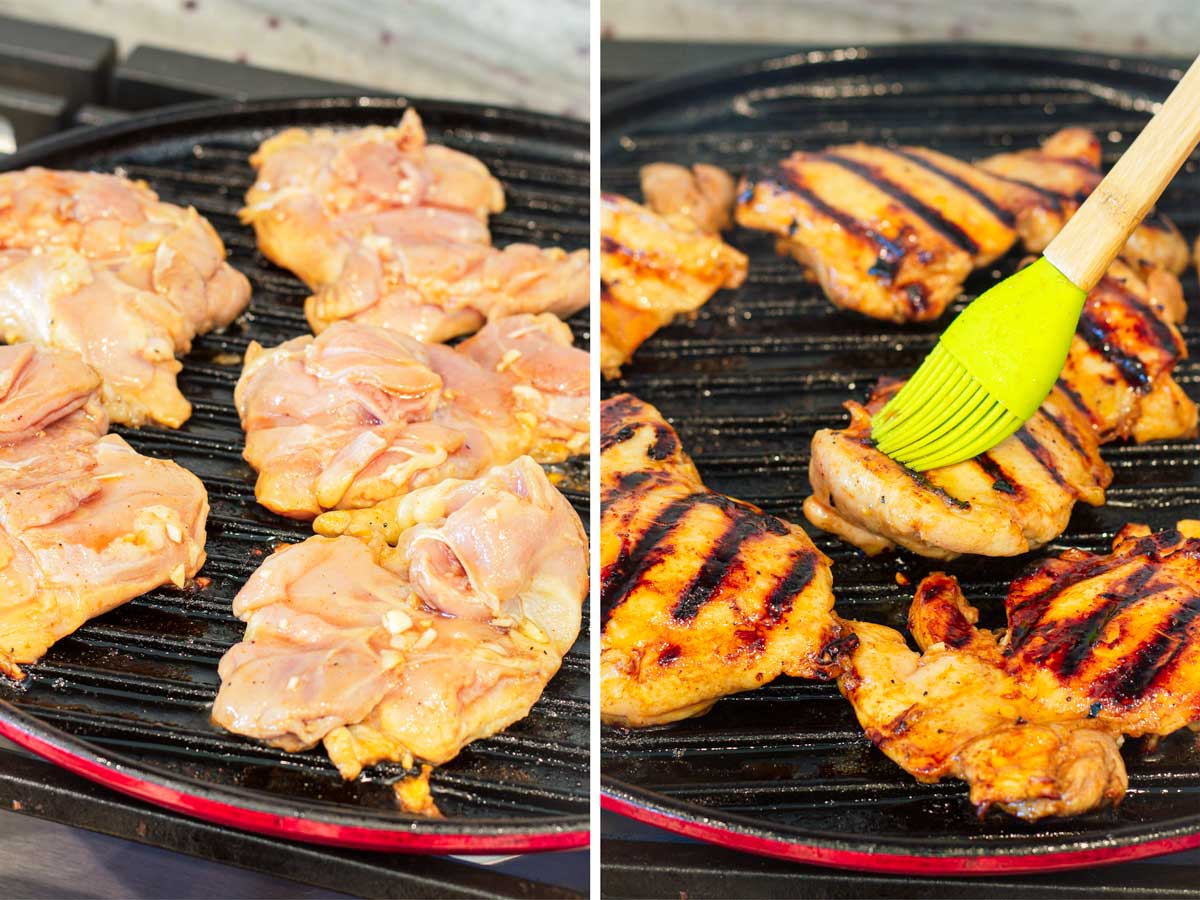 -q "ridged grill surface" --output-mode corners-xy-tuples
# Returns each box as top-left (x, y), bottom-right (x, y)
(0, 98), (589, 838)
(601, 47), (1200, 857)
